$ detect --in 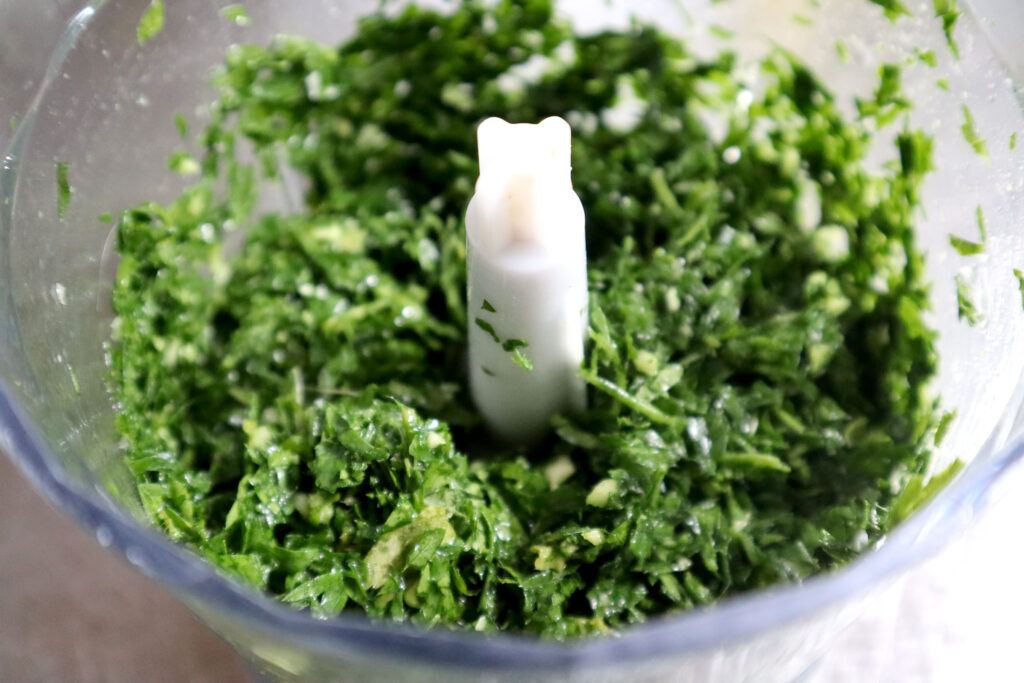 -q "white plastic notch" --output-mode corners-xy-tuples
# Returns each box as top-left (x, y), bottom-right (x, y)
(466, 116), (588, 443)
